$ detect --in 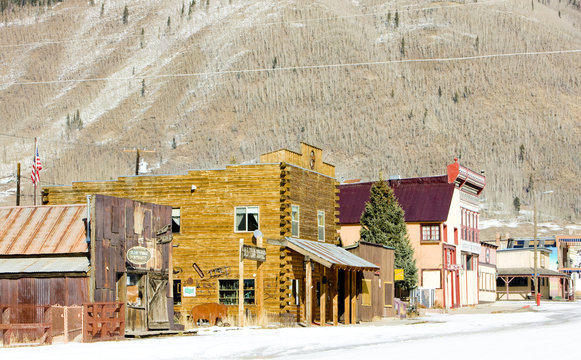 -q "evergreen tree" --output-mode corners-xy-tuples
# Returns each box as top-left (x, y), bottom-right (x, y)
(360, 179), (417, 291)
(122, 5), (129, 24)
